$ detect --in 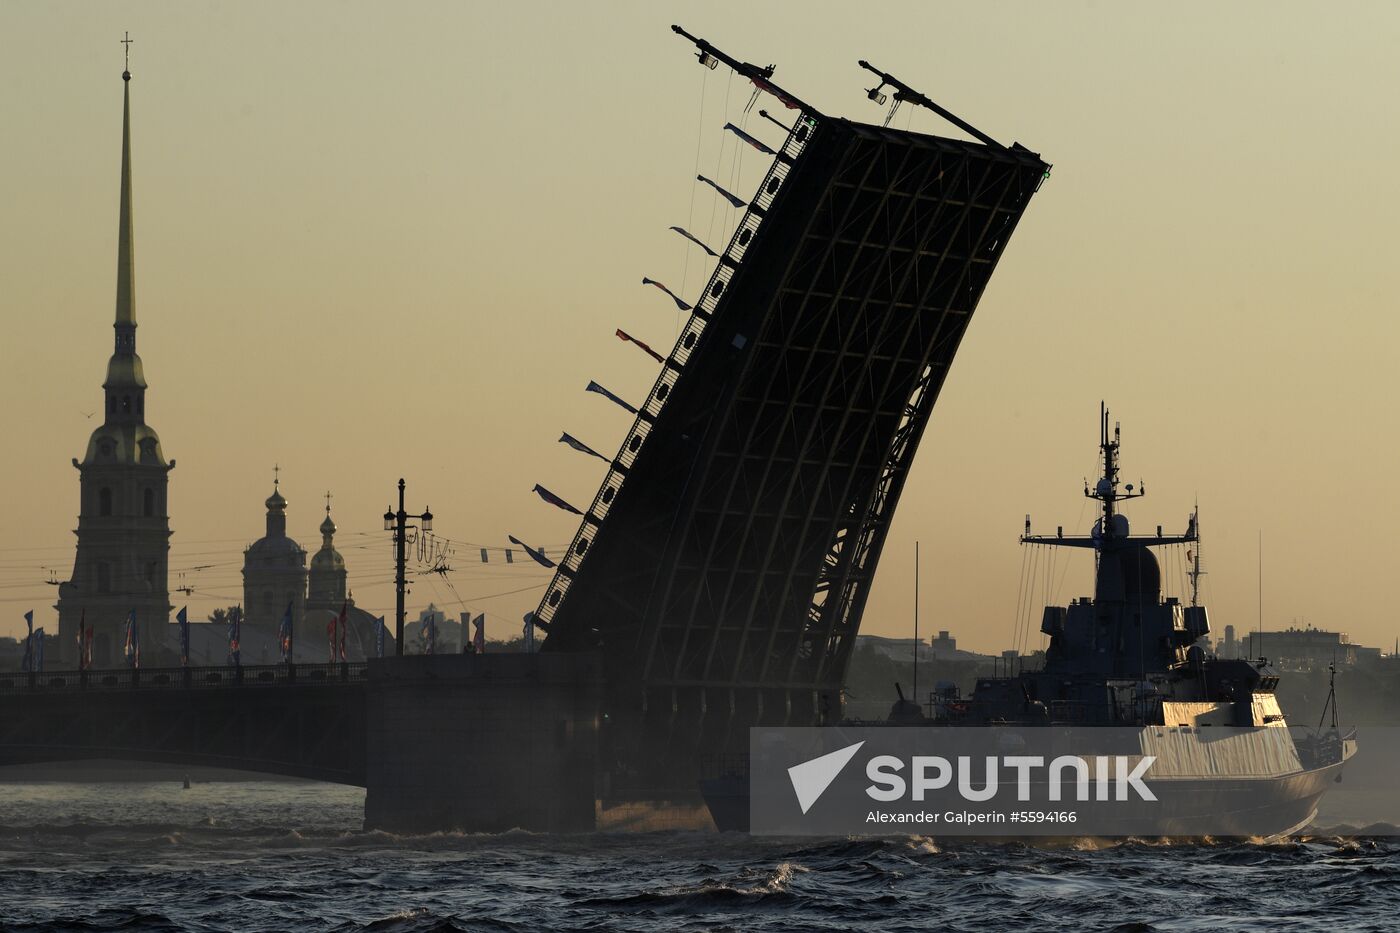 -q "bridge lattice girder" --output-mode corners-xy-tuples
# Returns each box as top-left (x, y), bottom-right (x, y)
(538, 111), (1047, 721)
